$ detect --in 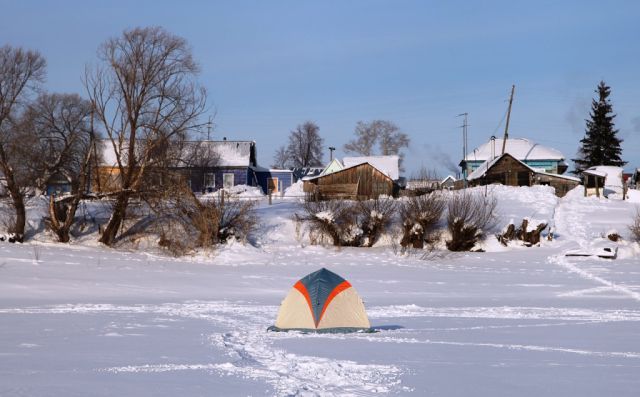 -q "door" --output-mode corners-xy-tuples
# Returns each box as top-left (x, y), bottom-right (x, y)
(267, 177), (278, 193)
